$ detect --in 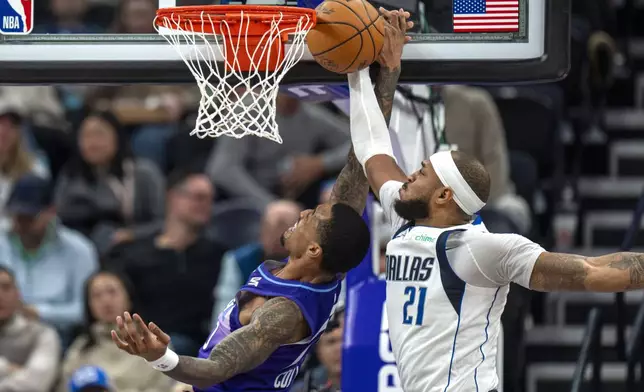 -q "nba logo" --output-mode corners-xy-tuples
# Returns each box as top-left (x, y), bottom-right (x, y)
(0, 0), (33, 35)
